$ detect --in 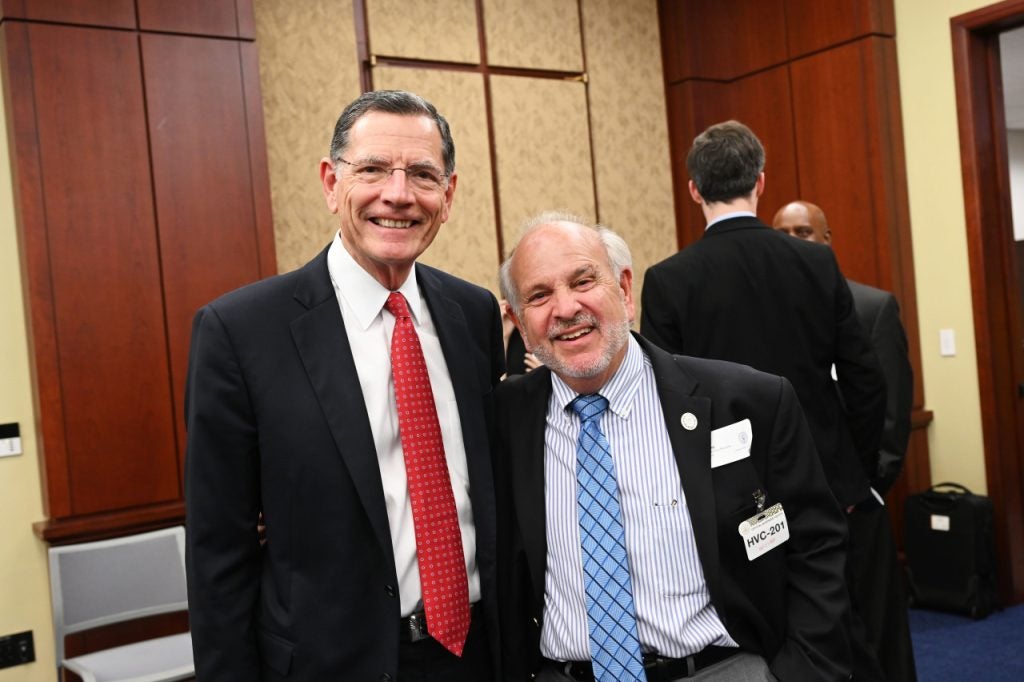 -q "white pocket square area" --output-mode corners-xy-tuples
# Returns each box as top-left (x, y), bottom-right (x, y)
(710, 418), (752, 468)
